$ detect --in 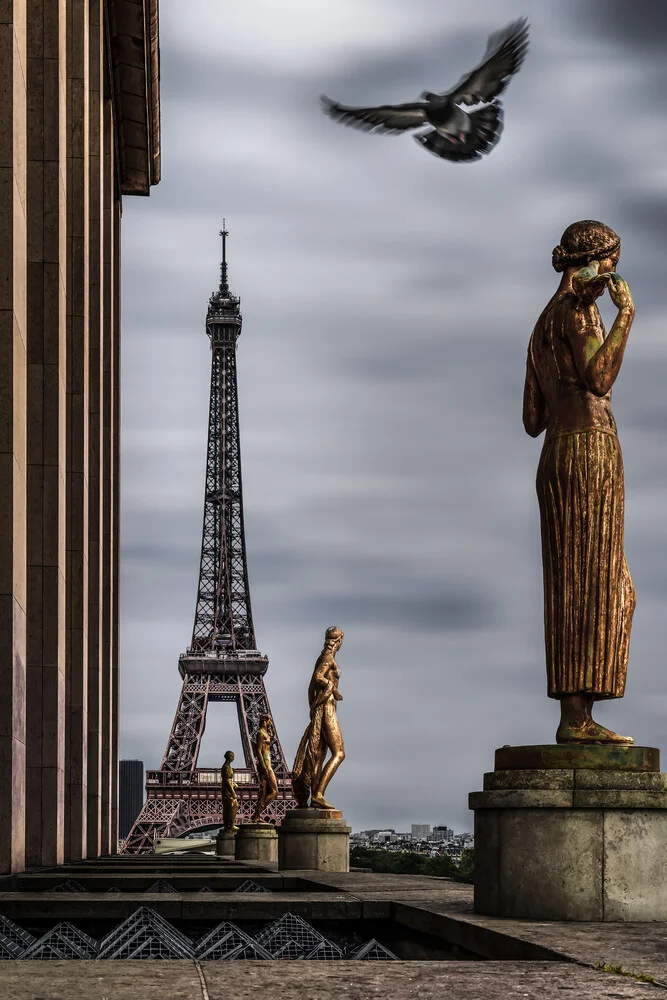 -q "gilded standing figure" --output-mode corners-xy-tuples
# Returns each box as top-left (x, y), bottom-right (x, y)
(292, 626), (345, 810)
(251, 715), (278, 823)
(221, 750), (239, 833)
(523, 220), (636, 745)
